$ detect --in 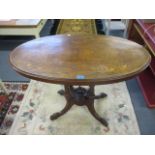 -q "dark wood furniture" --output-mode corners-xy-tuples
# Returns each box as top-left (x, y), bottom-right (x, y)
(9, 34), (151, 128)
(128, 20), (155, 108)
